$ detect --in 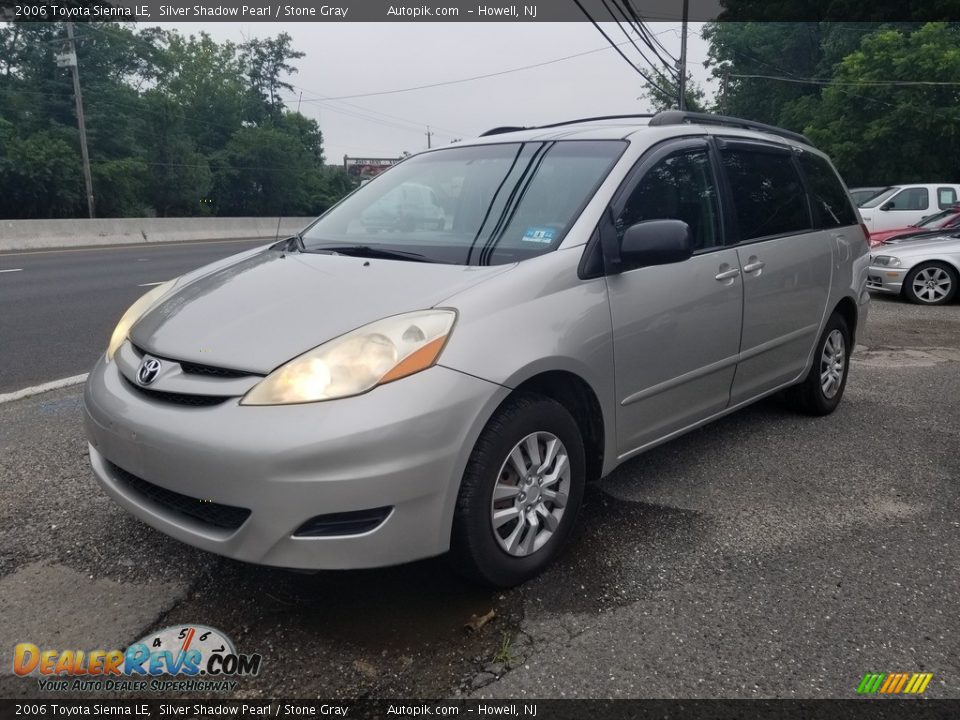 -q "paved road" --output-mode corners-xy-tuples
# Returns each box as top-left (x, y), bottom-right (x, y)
(0, 239), (269, 393)
(1, 296), (958, 700)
